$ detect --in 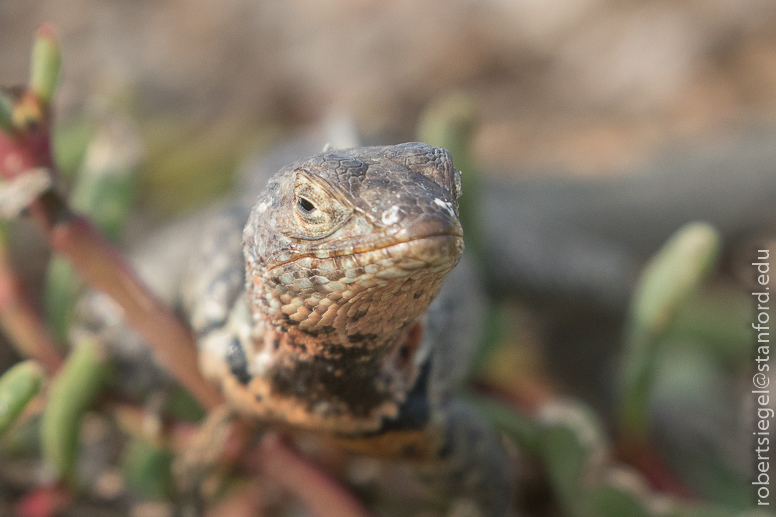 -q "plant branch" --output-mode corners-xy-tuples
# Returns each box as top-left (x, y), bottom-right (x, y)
(0, 224), (62, 373)
(253, 434), (374, 517)
(27, 194), (223, 410)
